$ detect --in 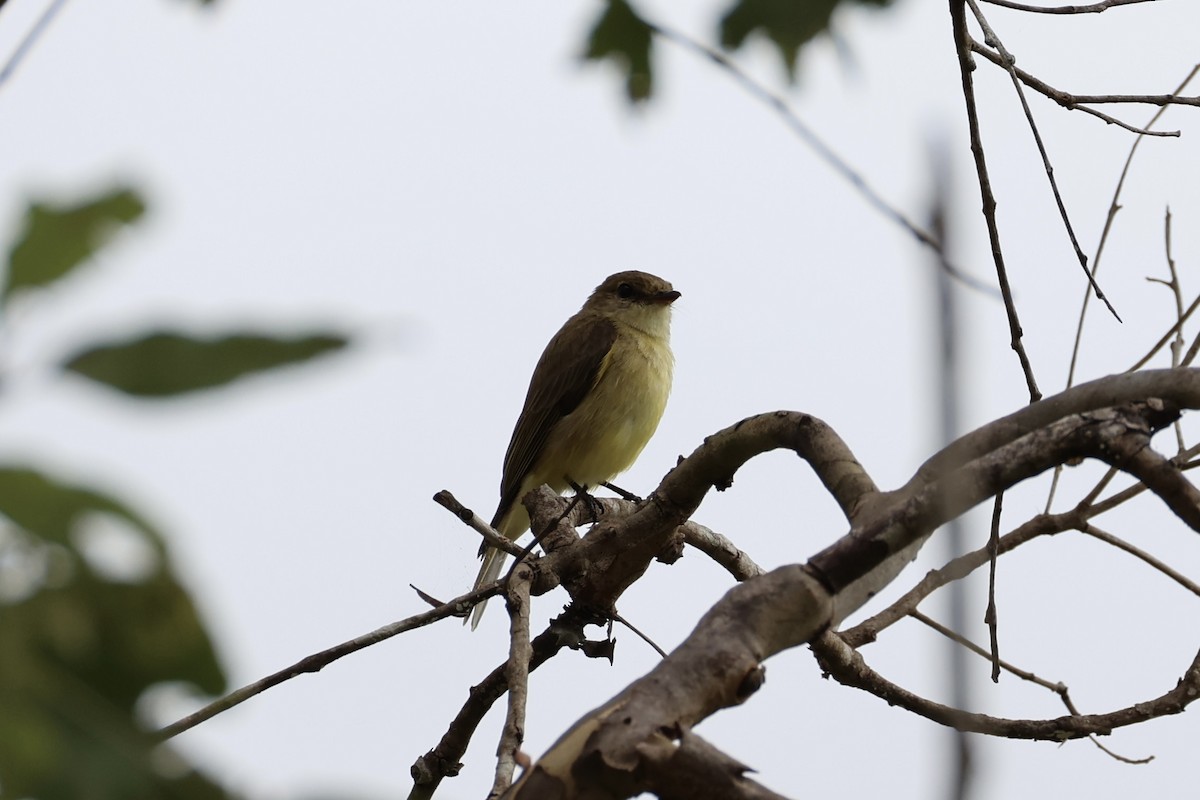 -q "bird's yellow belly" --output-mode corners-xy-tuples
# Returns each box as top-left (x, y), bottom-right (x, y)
(534, 330), (673, 490)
